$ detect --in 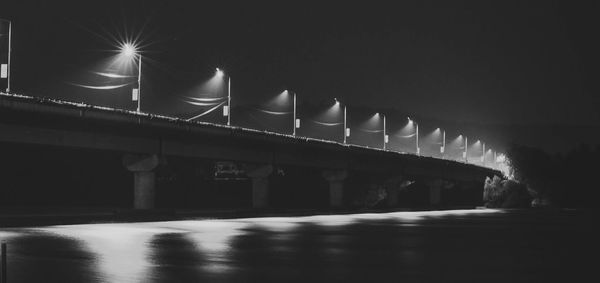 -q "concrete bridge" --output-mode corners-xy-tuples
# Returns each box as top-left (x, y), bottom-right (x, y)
(0, 93), (501, 209)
